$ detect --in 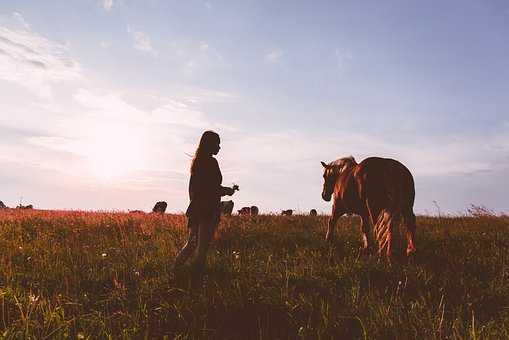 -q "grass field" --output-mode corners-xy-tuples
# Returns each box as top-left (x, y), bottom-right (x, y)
(0, 209), (508, 339)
